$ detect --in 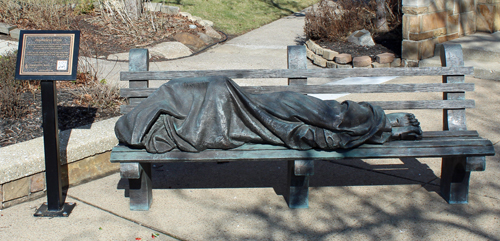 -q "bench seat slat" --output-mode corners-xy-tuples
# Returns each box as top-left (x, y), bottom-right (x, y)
(112, 131), (482, 152)
(120, 99), (475, 114)
(111, 137), (490, 152)
(110, 134), (494, 163)
(120, 67), (474, 81)
(120, 83), (475, 98)
(110, 142), (494, 163)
